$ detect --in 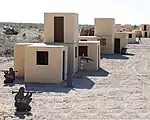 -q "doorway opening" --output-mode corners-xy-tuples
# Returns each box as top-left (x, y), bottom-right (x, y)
(98, 45), (100, 68)
(54, 16), (64, 43)
(145, 32), (147, 38)
(62, 51), (65, 80)
(144, 25), (147, 31)
(114, 38), (120, 53)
